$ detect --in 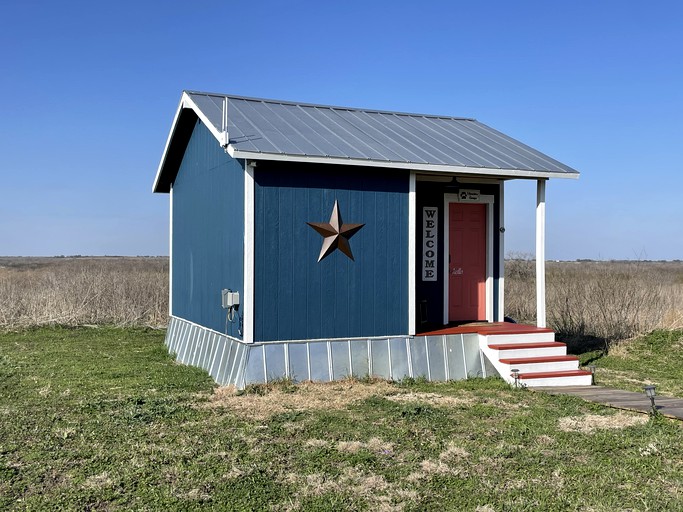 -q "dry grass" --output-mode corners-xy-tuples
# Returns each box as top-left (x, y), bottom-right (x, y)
(384, 391), (475, 407)
(558, 412), (649, 433)
(201, 380), (398, 420)
(0, 256), (168, 328)
(506, 257), (683, 346)
(2, 255), (681, 345)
